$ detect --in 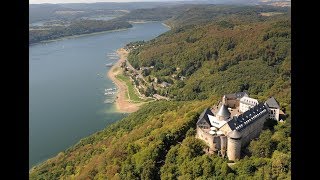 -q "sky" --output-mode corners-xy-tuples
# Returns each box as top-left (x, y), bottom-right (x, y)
(29, 0), (187, 4)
